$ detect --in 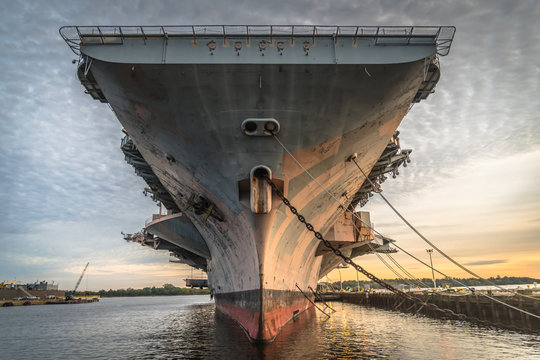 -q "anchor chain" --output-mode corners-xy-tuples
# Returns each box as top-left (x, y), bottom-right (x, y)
(261, 174), (525, 328)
